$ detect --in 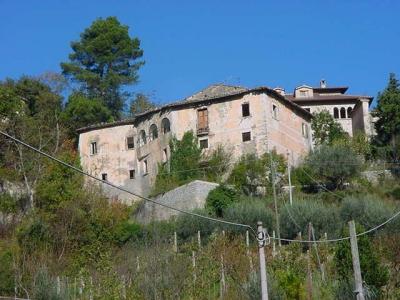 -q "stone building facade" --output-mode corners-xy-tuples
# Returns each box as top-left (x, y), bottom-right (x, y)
(78, 85), (313, 201)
